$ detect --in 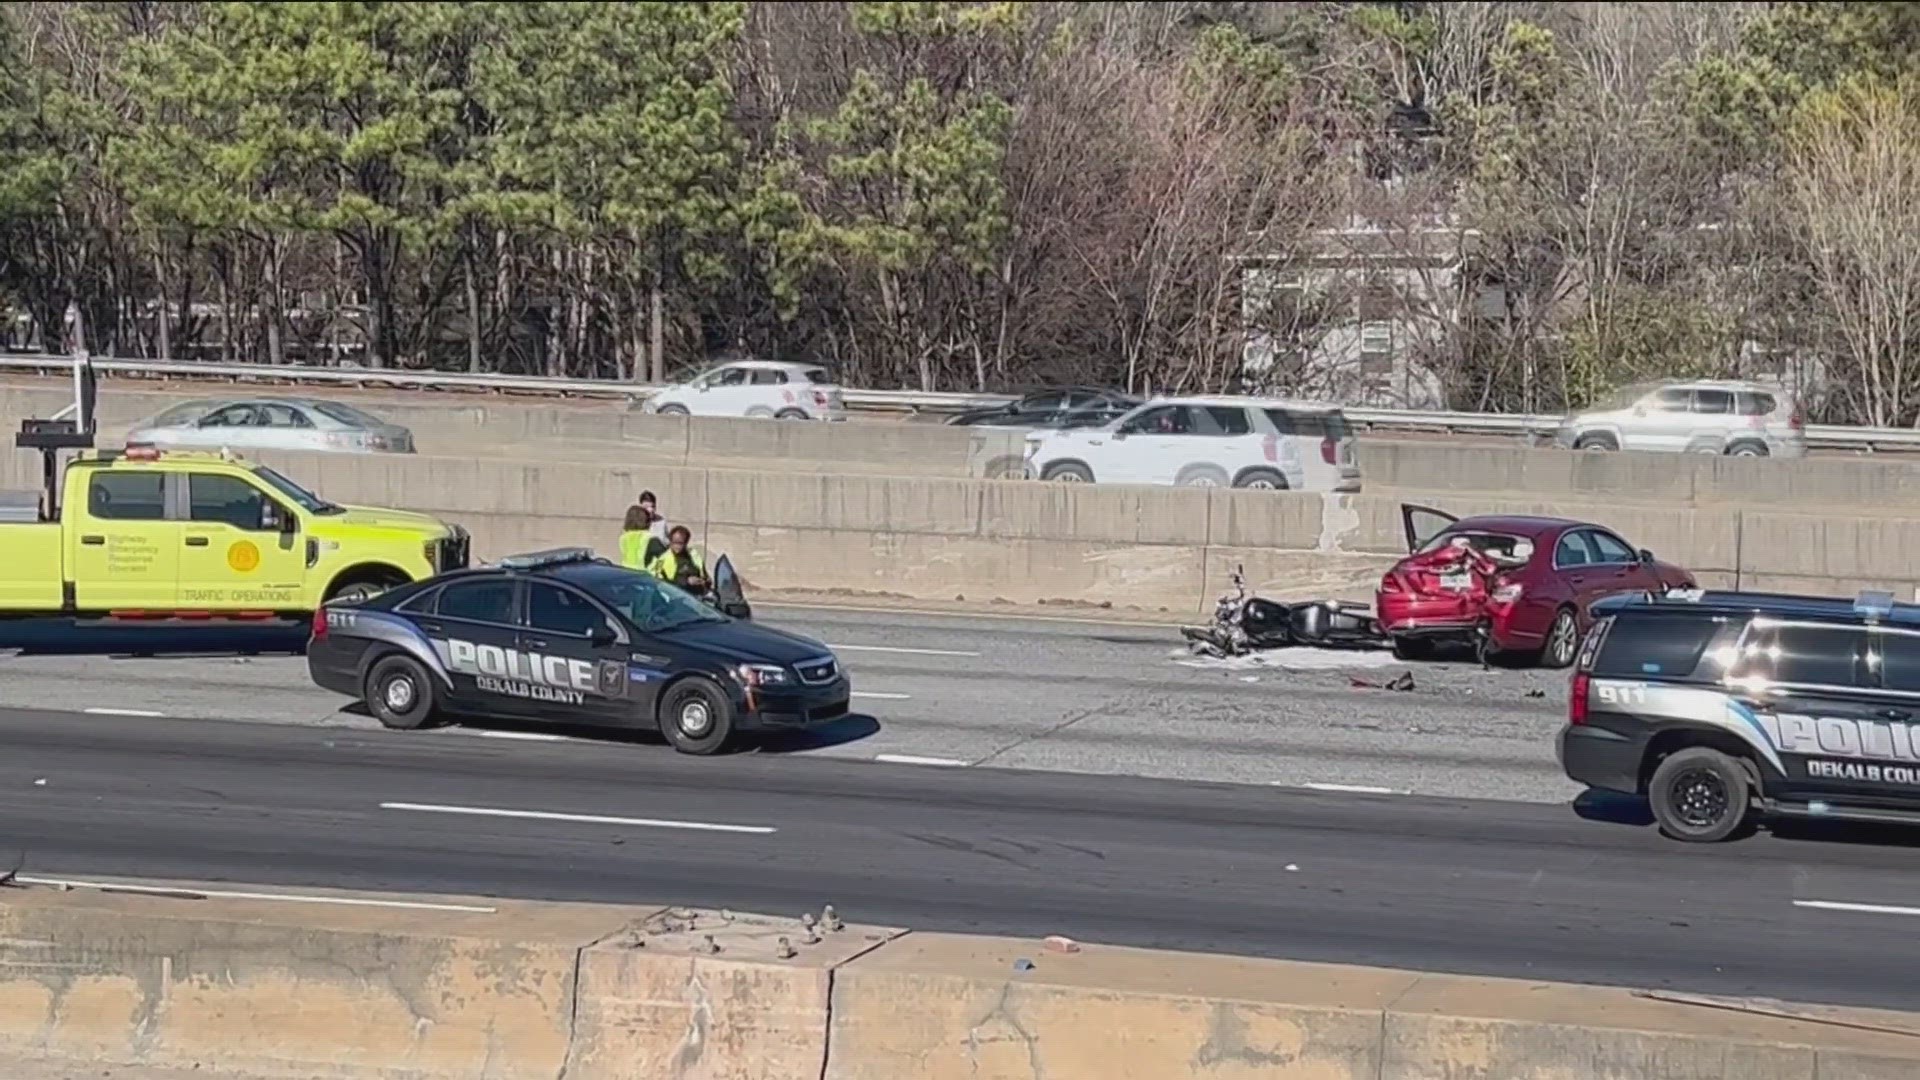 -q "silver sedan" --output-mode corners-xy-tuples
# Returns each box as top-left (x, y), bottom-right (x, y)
(124, 397), (417, 454)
